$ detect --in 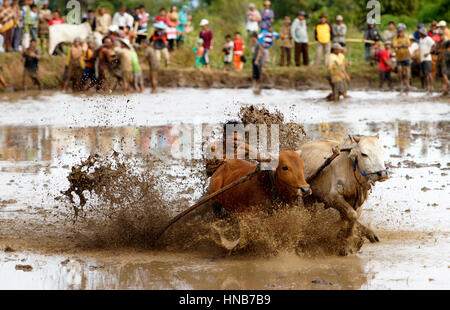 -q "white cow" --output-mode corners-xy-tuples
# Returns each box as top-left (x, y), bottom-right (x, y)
(49, 22), (103, 55)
